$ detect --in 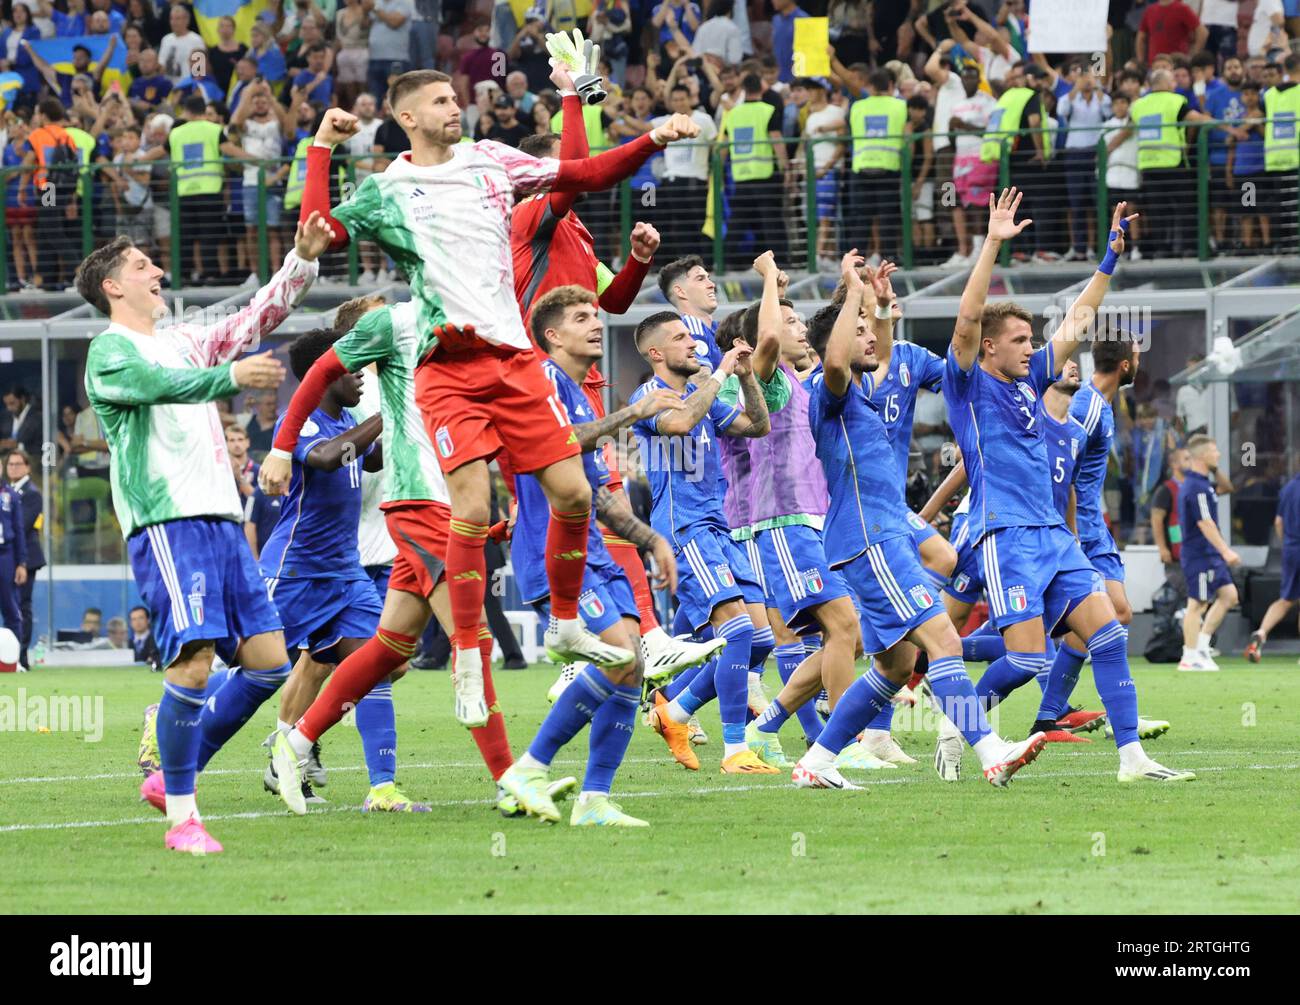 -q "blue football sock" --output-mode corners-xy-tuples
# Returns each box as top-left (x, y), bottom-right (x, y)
(157, 681), (206, 797)
(962, 622), (1006, 663)
(927, 655), (994, 747)
(755, 697), (789, 734)
(976, 651), (1042, 711)
(355, 681), (397, 786)
(664, 661), (705, 702)
(749, 626), (775, 673)
(1036, 641), (1086, 721)
(196, 662), (289, 771)
(714, 613), (754, 745)
(803, 634), (822, 656)
(583, 682), (638, 794)
(816, 670), (900, 755)
(1087, 622), (1139, 748)
(527, 665), (612, 766)
(773, 642), (823, 741)
(204, 664), (232, 697)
